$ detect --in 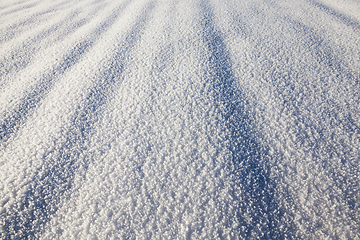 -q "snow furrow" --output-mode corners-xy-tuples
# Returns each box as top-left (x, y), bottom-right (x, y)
(199, 1), (287, 238)
(0, 0), (134, 147)
(0, 0), (76, 38)
(0, 0), (156, 238)
(0, 0), (42, 17)
(0, 1), (108, 78)
(40, 0), (244, 238)
(310, 0), (360, 31)
(0, 0), (359, 238)
(208, 0), (360, 238)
